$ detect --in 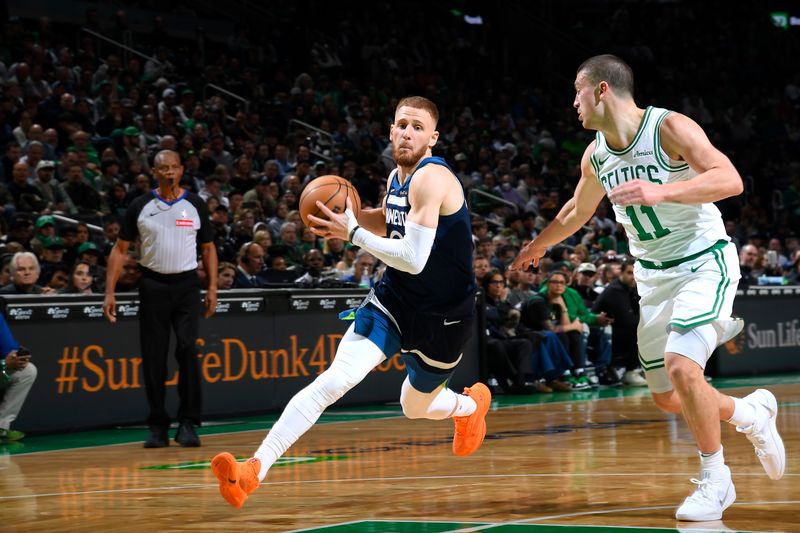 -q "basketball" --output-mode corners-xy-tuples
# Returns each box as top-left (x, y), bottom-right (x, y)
(299, 175), (361, 228)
